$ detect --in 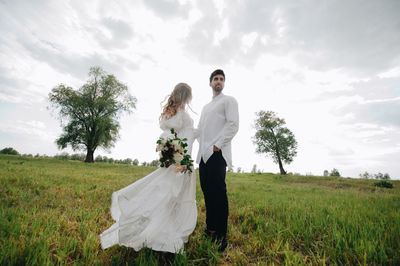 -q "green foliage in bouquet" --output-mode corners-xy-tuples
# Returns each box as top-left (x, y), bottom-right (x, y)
(156, 128), (194, 173)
